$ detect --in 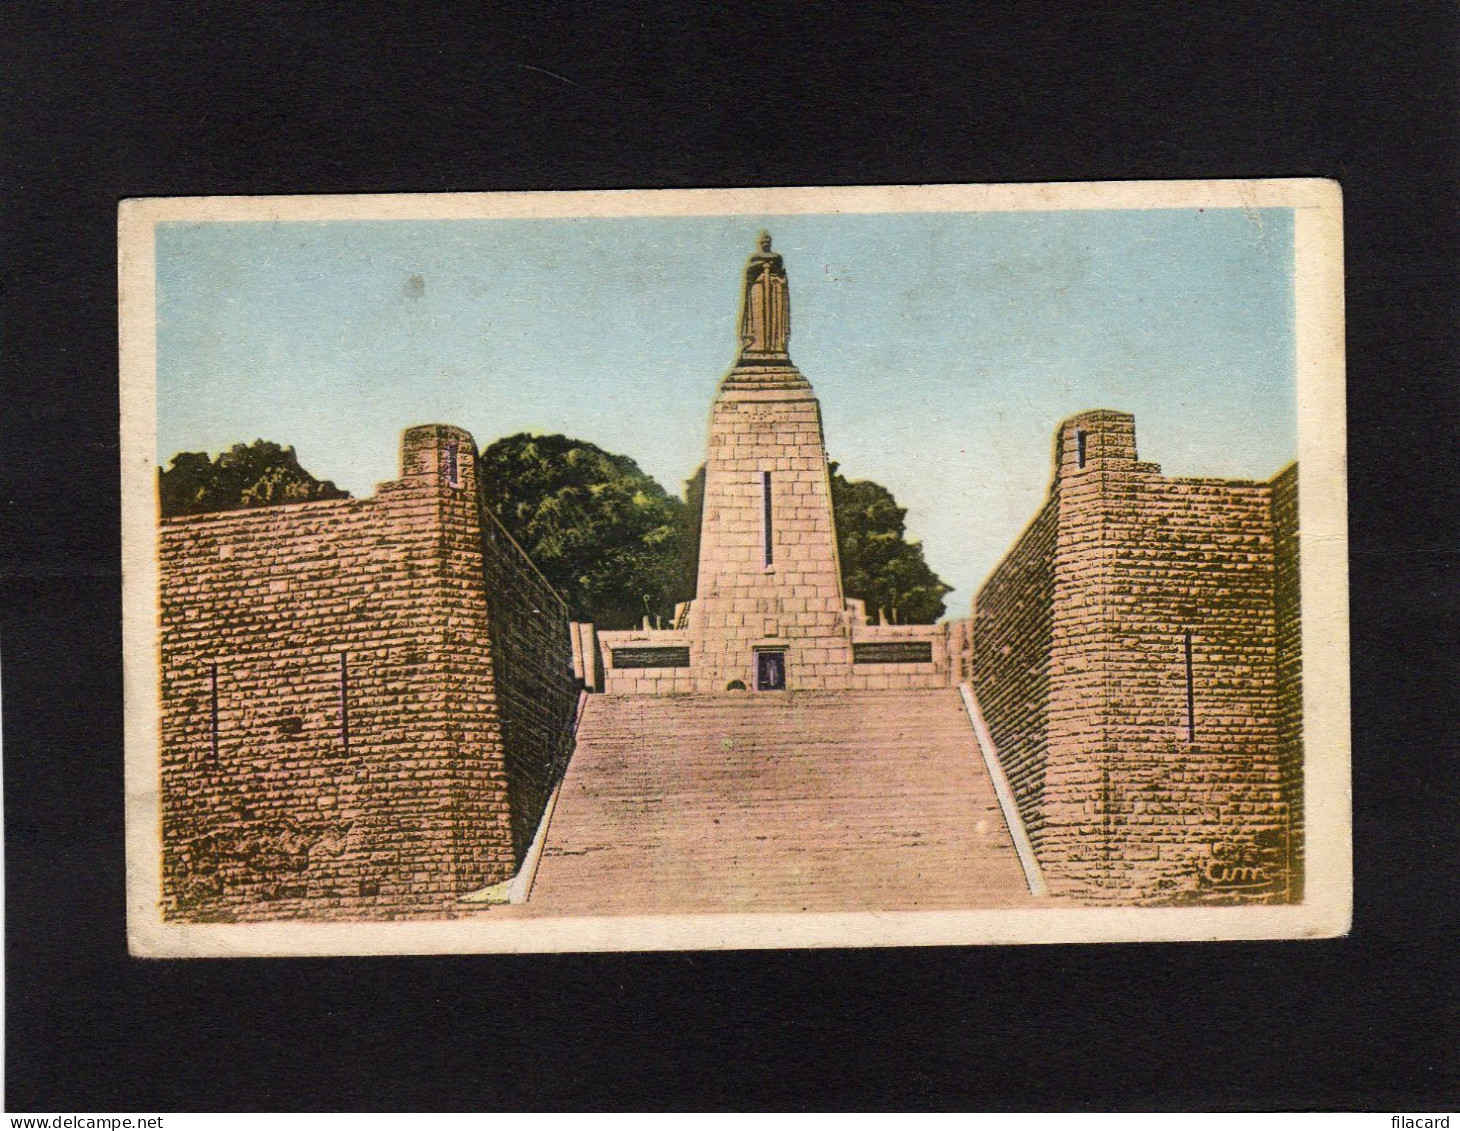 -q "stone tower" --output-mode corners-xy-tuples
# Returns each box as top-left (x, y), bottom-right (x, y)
(685, 232), (853, 691)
